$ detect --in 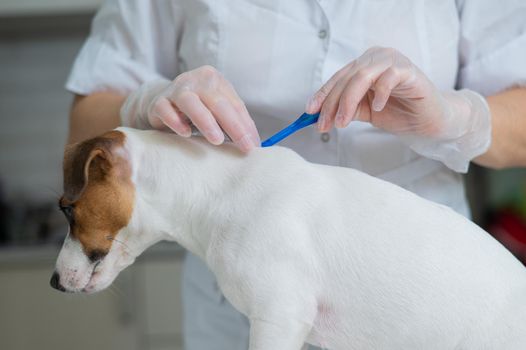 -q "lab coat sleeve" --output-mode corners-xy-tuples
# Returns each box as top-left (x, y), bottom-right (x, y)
(457, 0), (526, 95)
(65, 0), (183, 96)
